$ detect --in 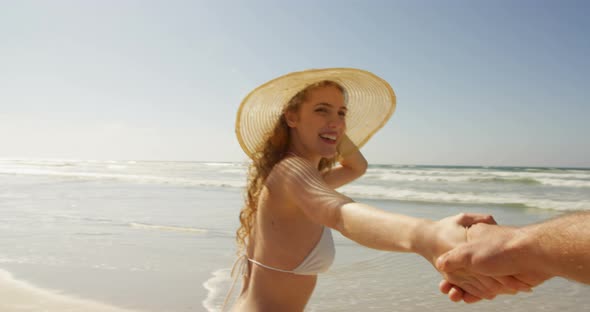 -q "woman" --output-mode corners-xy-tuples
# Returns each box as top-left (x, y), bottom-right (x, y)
(225, 68), (525, 311)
